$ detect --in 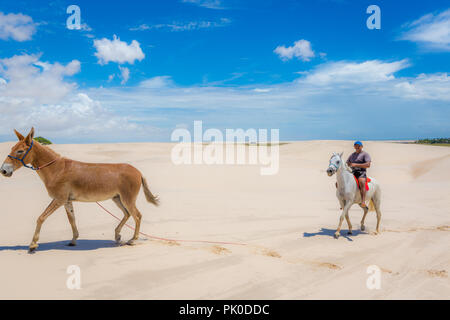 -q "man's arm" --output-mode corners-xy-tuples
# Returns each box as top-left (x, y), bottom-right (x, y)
(350, 161), (371, 168)
(346, 154), (352, 166)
